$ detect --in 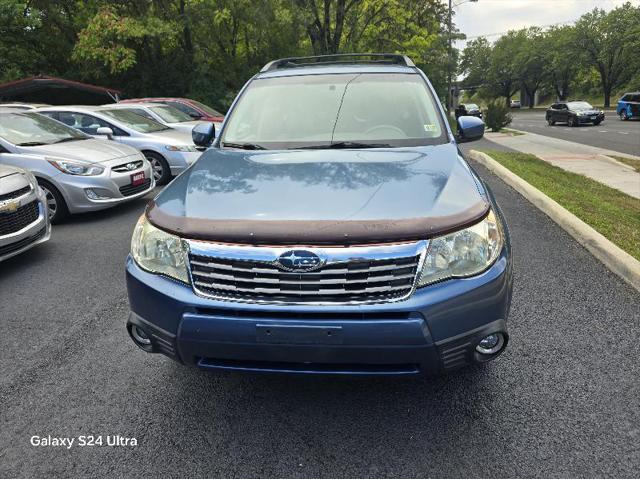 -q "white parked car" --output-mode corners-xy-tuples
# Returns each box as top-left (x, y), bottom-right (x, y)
(36, 106), (201, 184)
(0, 110), (154, 223)
(105, 102), (211, 135)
